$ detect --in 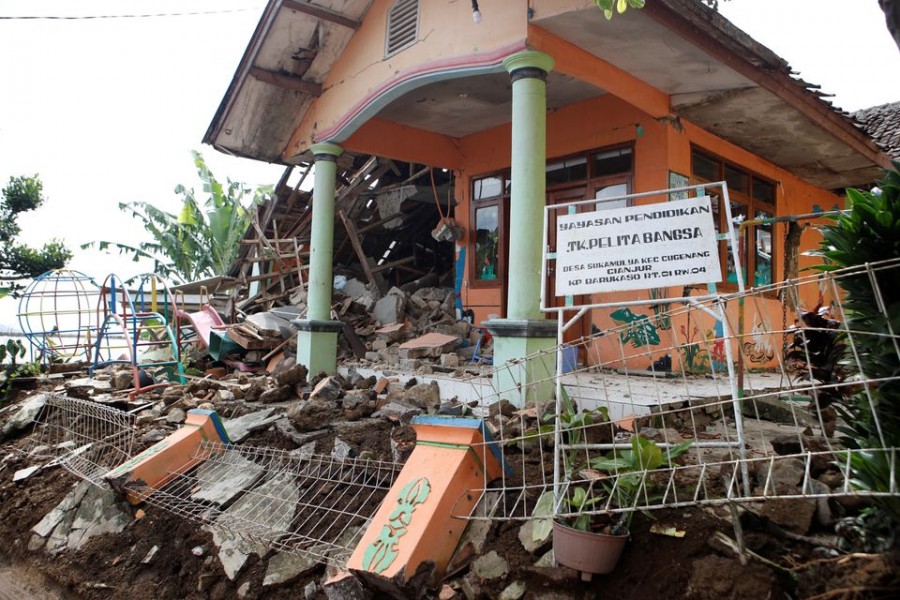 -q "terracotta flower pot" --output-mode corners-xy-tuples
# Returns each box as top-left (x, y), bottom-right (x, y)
(552, 520), (628, 582)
